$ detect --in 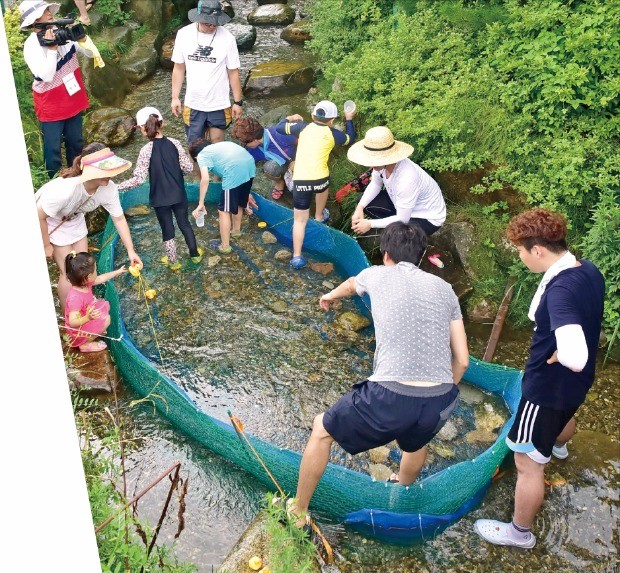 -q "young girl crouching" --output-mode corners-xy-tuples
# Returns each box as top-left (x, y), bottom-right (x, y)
(64, 251), (126, 352)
